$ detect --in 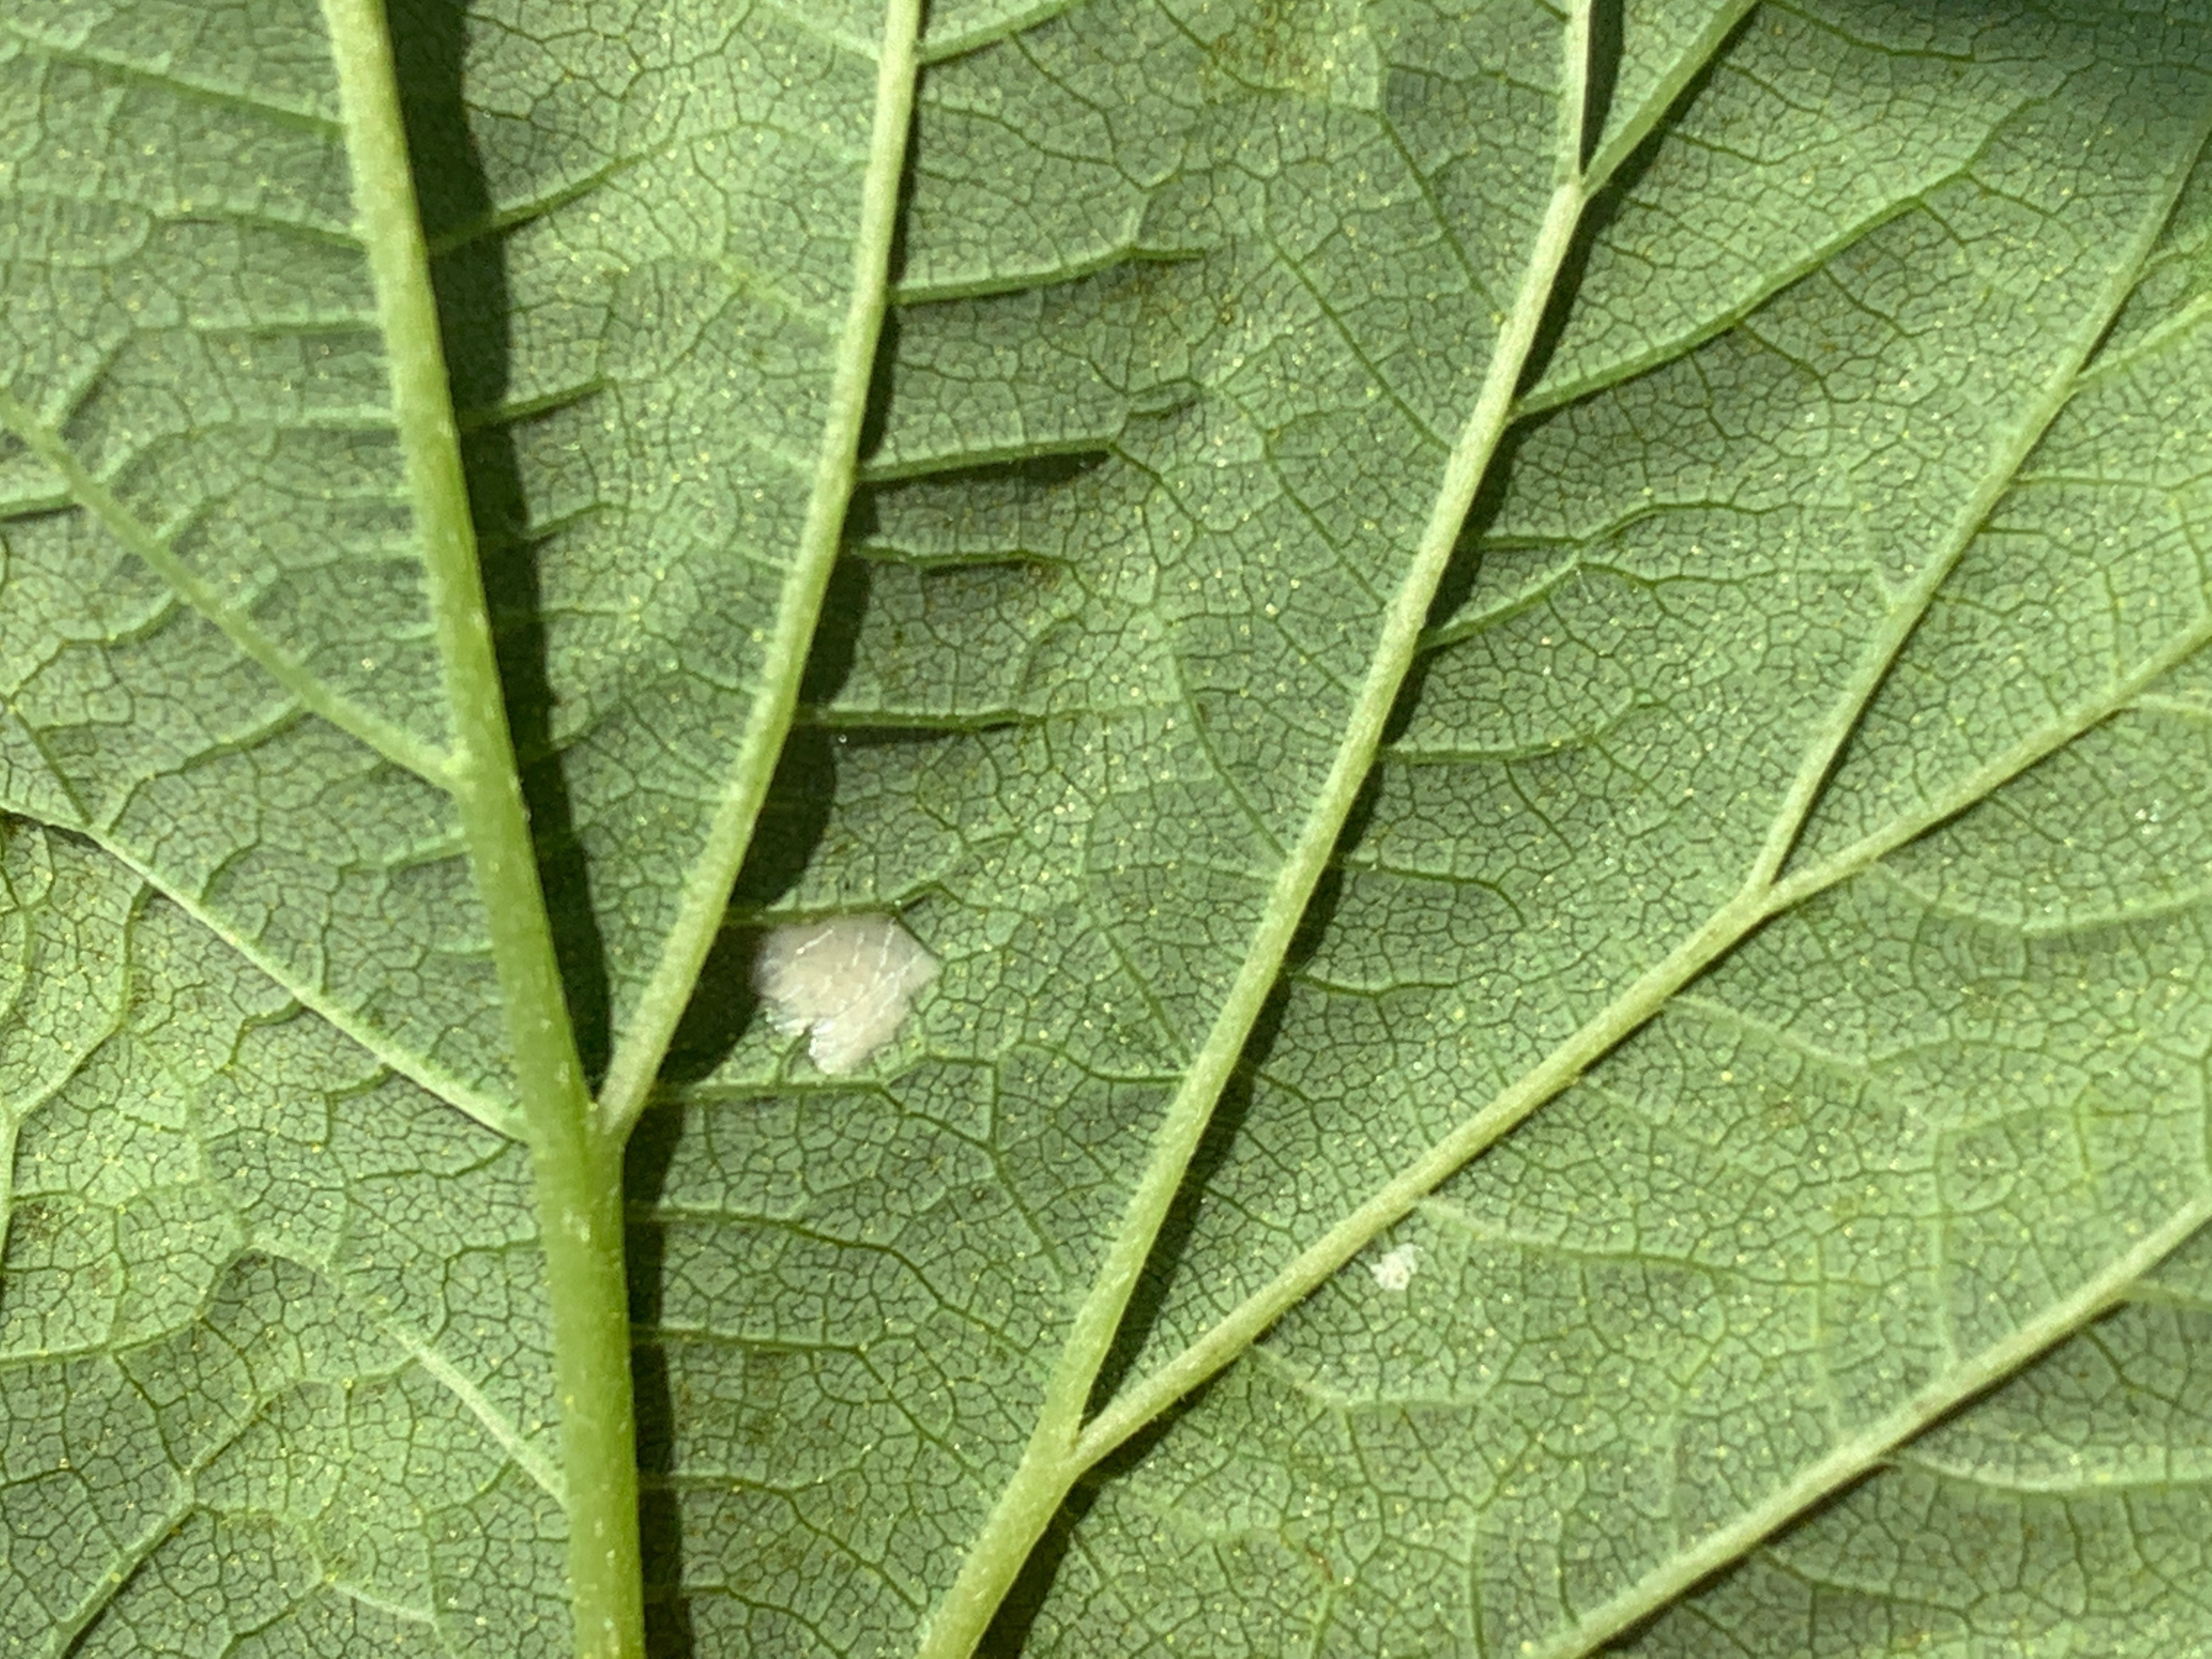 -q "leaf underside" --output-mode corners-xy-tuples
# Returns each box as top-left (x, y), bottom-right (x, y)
(5, 0), (2212, 1655)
